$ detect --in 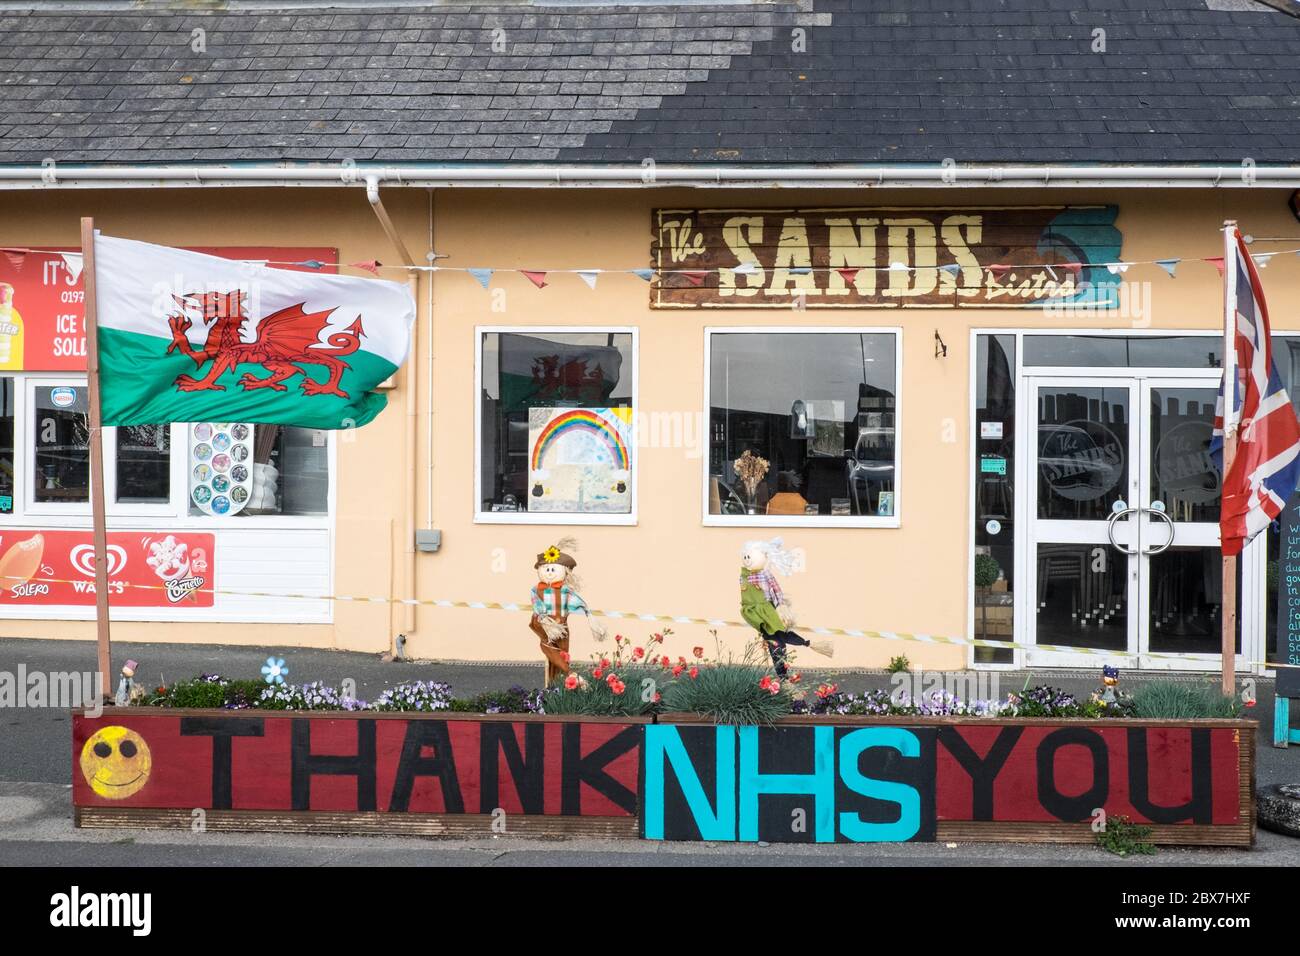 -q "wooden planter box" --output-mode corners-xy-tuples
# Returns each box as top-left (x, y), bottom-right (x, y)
(74, 709), (1255, 846)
